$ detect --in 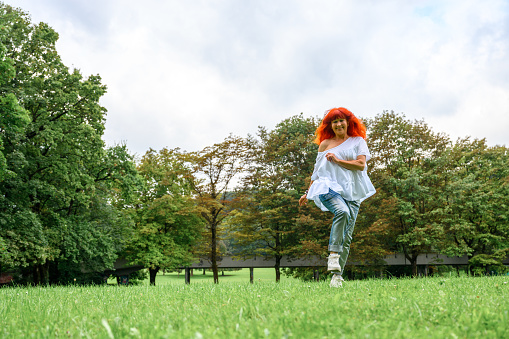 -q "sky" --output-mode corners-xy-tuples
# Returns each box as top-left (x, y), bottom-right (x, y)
(4, 0), (509, 156)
